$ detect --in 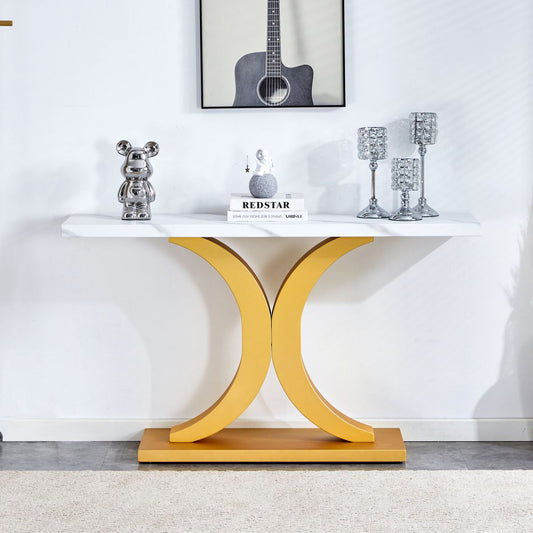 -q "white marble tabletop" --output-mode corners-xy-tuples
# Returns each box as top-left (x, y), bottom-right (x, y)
(62, 213), (481, 238)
